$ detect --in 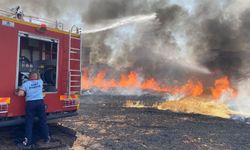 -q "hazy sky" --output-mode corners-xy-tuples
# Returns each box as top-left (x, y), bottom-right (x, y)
(170, 0), (194, 12)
